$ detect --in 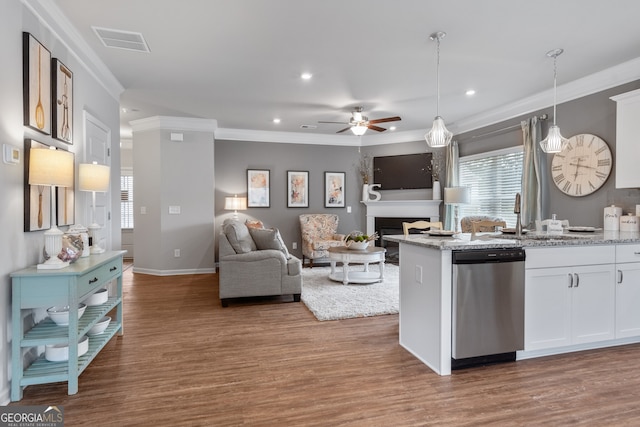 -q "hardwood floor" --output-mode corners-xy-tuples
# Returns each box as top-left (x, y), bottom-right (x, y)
(10, 268), (640, 426)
